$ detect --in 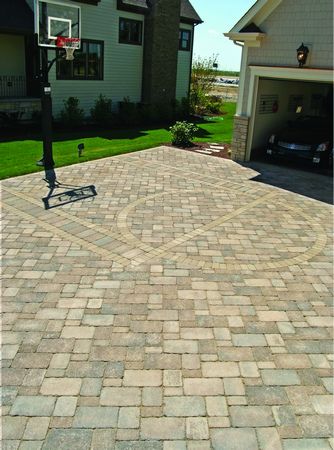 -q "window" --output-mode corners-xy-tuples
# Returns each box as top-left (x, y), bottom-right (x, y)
(56, 39), (104, 80)
(119, 18), (142, 45)
(179, 29), (191, 51)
